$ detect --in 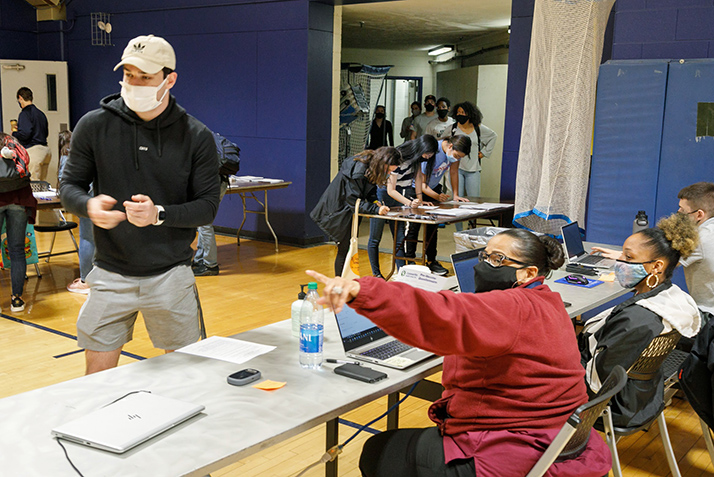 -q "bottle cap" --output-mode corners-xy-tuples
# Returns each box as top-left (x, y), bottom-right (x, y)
(307, 282), (318, 290)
